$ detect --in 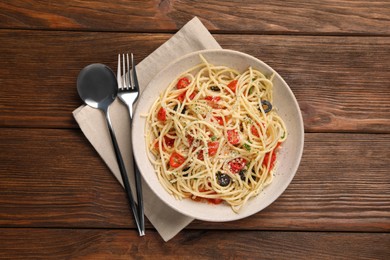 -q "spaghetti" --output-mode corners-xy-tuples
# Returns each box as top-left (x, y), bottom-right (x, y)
(145, 55), (287, 212)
